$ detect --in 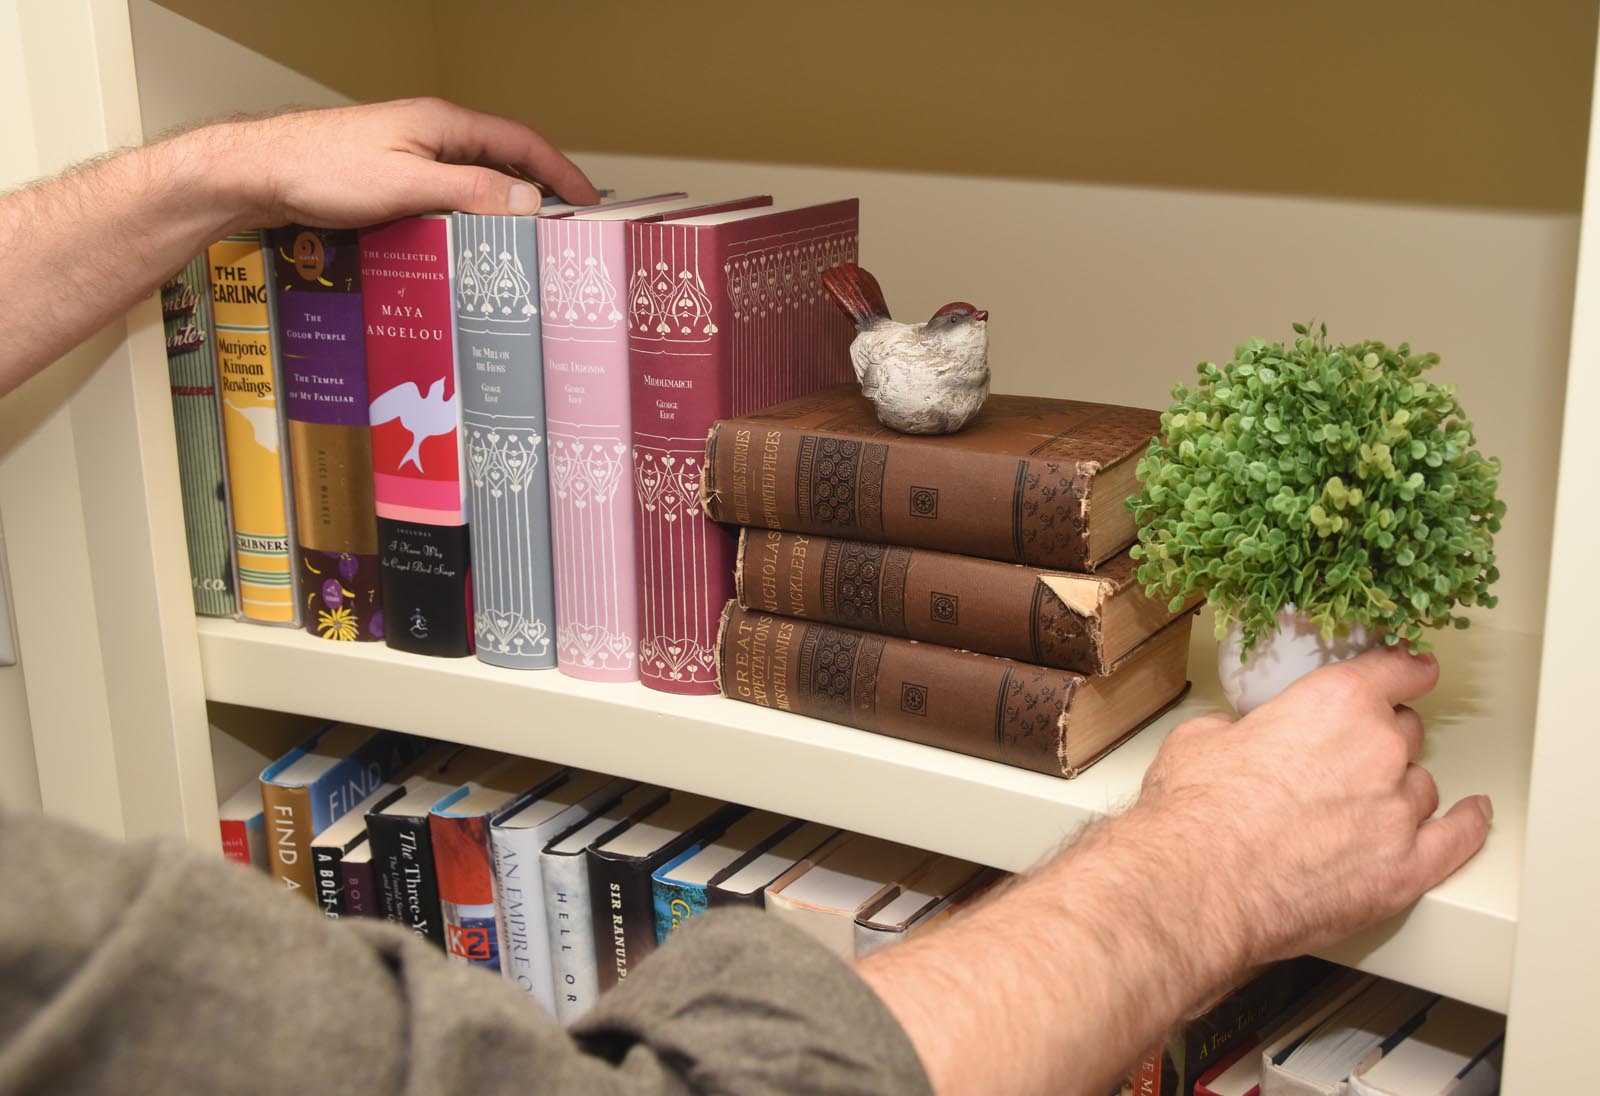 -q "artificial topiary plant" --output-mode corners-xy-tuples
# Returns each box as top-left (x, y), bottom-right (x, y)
(1127, 323), (1504, 656)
